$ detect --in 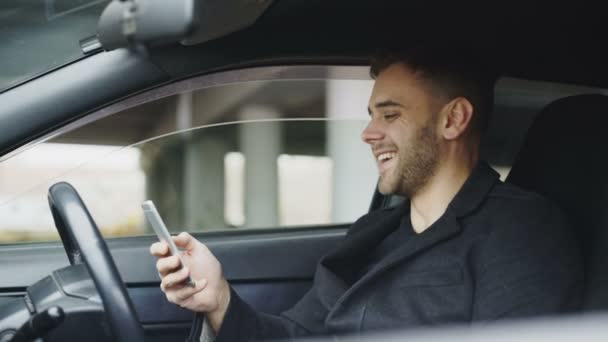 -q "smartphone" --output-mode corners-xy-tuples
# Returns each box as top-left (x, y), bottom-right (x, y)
(142, 200), (195, 287)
